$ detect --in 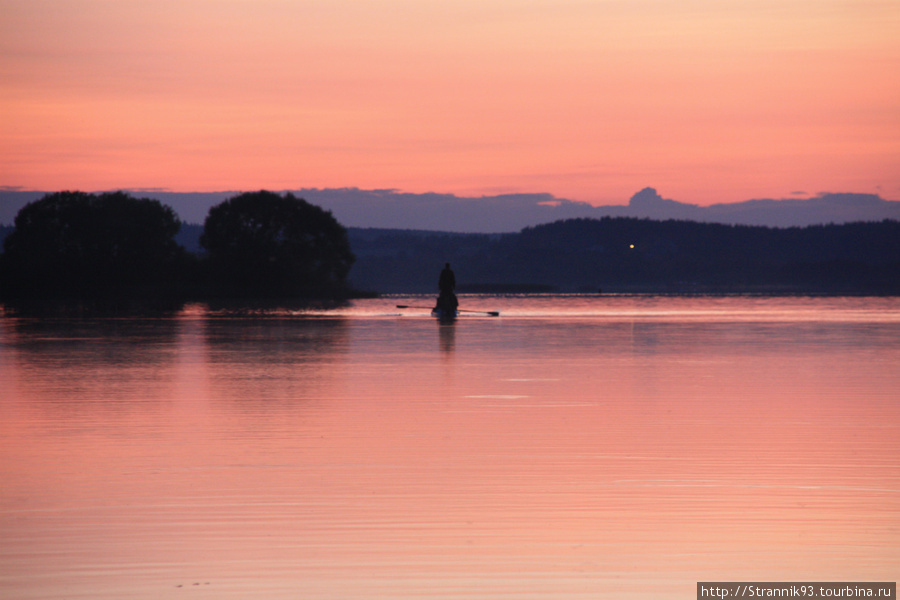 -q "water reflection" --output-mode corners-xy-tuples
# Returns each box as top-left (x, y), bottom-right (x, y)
(1, 297), (898, 600)
(2, 316), (183, 418)
(439, 320), (456, 353)
(200, 315), (350, 417)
